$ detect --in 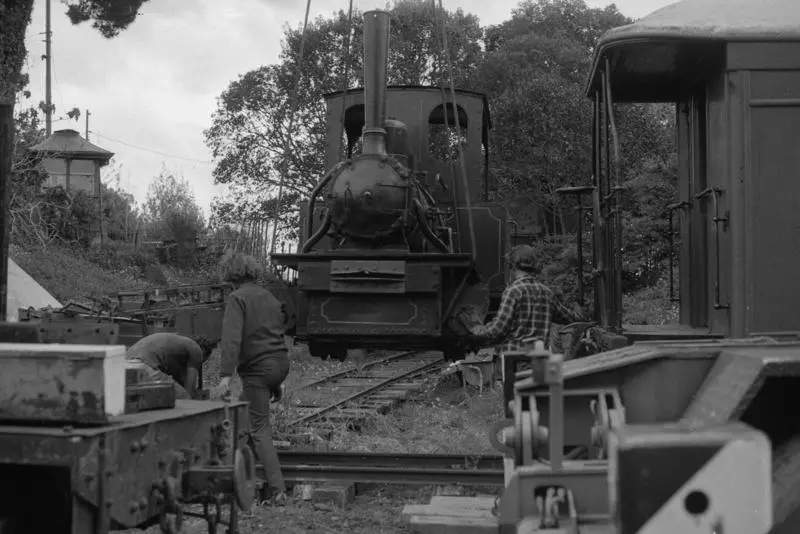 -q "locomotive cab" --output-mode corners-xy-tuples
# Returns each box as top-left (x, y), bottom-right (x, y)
(272, 10), (509, 361)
